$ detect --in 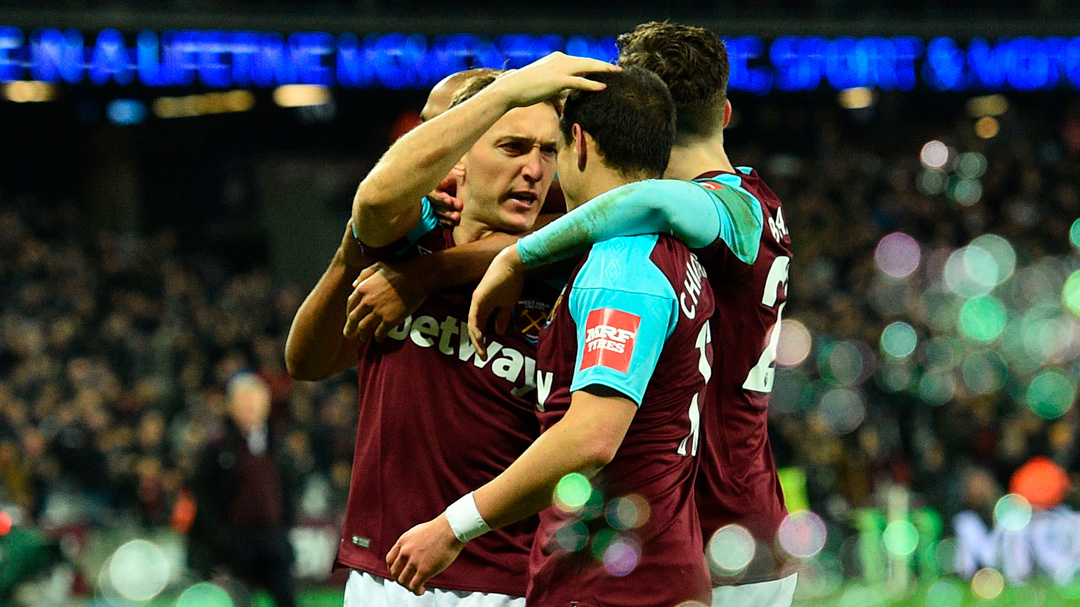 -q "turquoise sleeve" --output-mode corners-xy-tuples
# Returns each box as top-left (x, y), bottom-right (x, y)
(567, 236), (678, 406)
(517, 179), (723, 267)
